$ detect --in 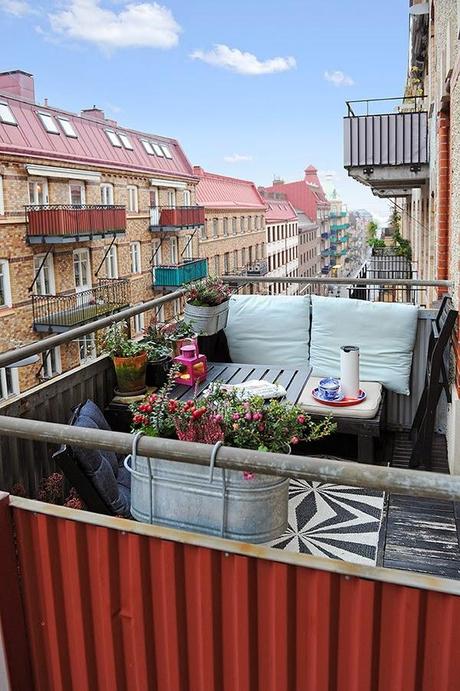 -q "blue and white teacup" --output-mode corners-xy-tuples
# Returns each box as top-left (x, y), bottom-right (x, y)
(318, 377), (341, 401)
